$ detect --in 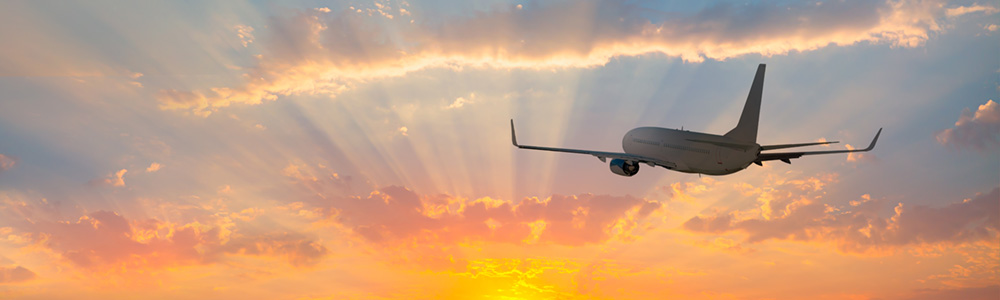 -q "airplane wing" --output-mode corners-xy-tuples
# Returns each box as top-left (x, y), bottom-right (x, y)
(755, 128), (882, 165)
(760, 140), (839, 150)
(510, 120), (680, 169)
